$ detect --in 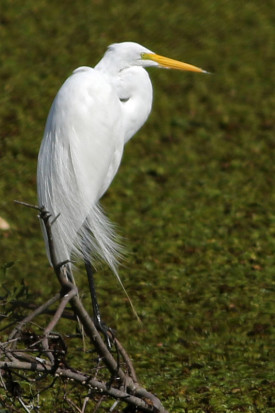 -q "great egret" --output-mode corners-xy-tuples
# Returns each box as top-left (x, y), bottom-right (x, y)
(37, 42), (205, 324)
